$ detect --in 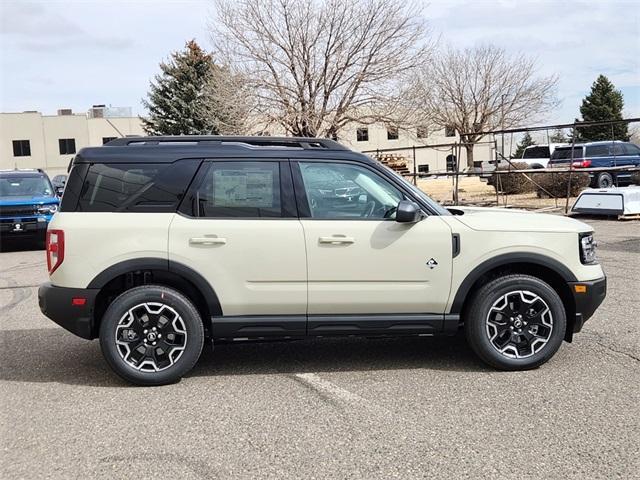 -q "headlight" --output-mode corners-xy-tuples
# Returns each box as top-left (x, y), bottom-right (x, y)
(37, 204), (58, 214)
(579, 232), (598, 264)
